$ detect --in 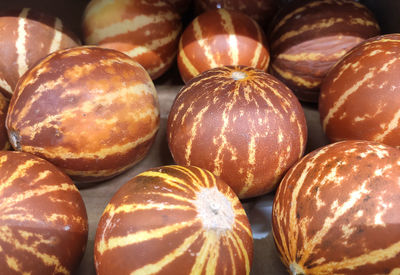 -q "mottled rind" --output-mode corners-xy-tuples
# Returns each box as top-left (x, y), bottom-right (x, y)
(6, 46), (160, 183)
(94, 165), (253, 275)
(320, 34), (400, 148)
(272, 140), (400, 274)
(0, 151), (88, 274)
(177, 8), (270, 84)
(269, 0), (380, 102)
(0, 94), (9, 150)
(0, 8), (80, 98)
(167, 66), (307, 199)
(82, 0), (182, 80)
